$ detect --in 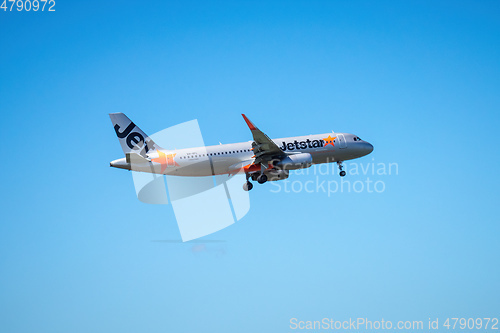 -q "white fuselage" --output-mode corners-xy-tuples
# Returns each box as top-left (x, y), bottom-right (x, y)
(110, 132), (374, 176)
